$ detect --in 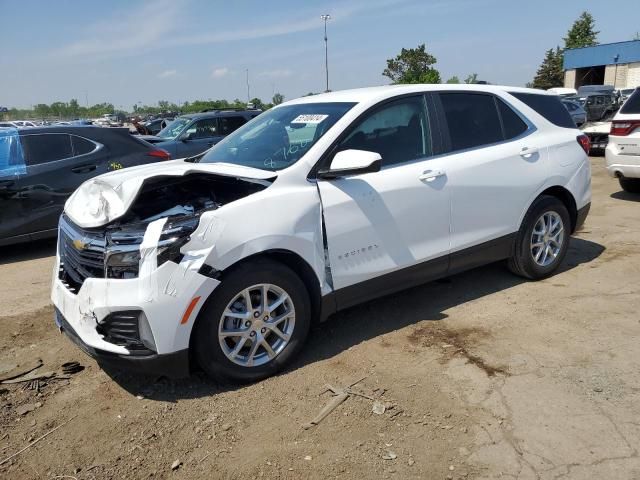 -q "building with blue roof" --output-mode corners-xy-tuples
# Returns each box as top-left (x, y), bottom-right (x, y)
(563, 40), (640, 89)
